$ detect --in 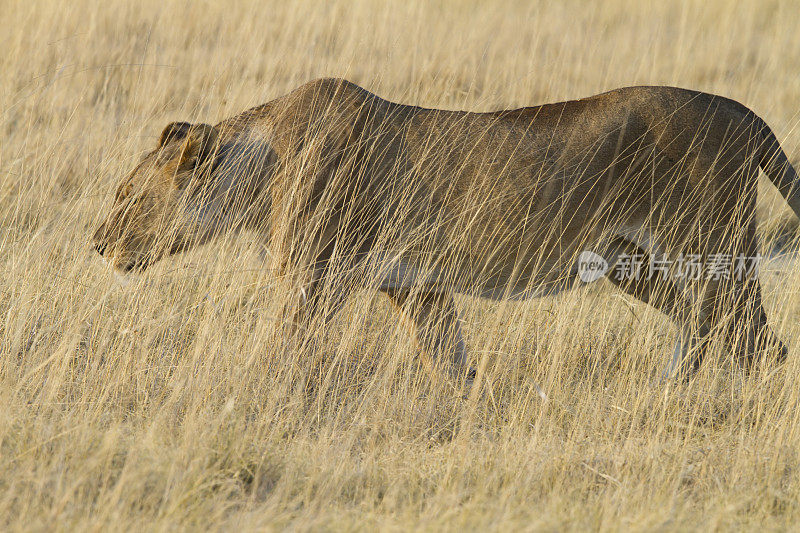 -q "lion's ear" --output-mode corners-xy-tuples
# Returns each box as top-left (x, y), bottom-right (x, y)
(162, 123), (219, 188)
(159, 122), (194, 147)
(159, 122), (218, 165)
(176, 123), (218, 167)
